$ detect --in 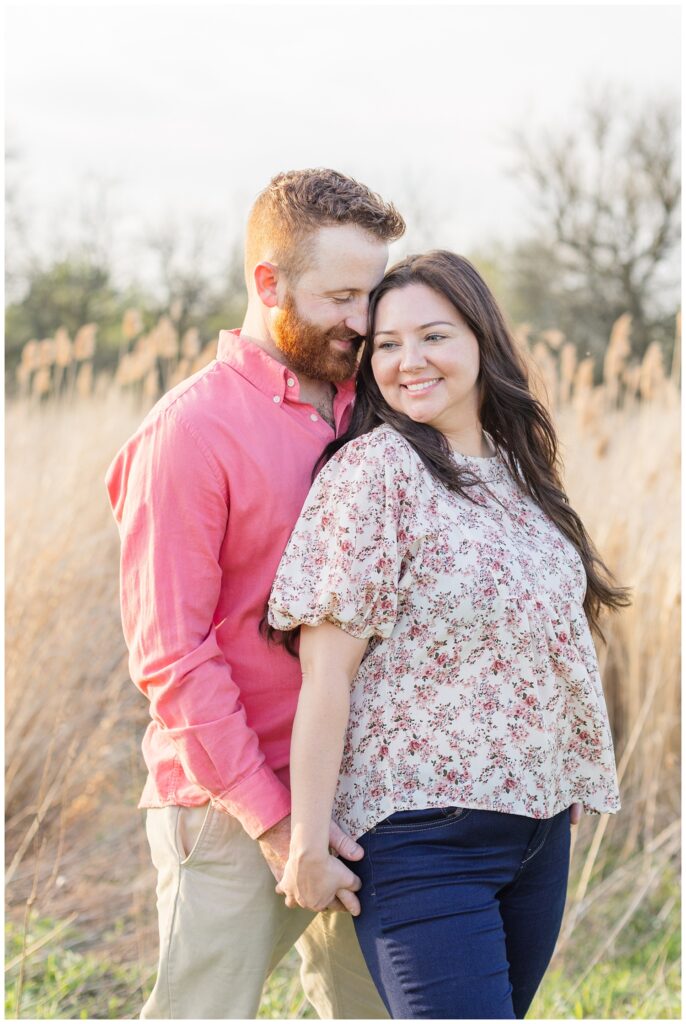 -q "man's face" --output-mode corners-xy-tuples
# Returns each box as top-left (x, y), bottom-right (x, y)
(272, 224), (389, 383)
